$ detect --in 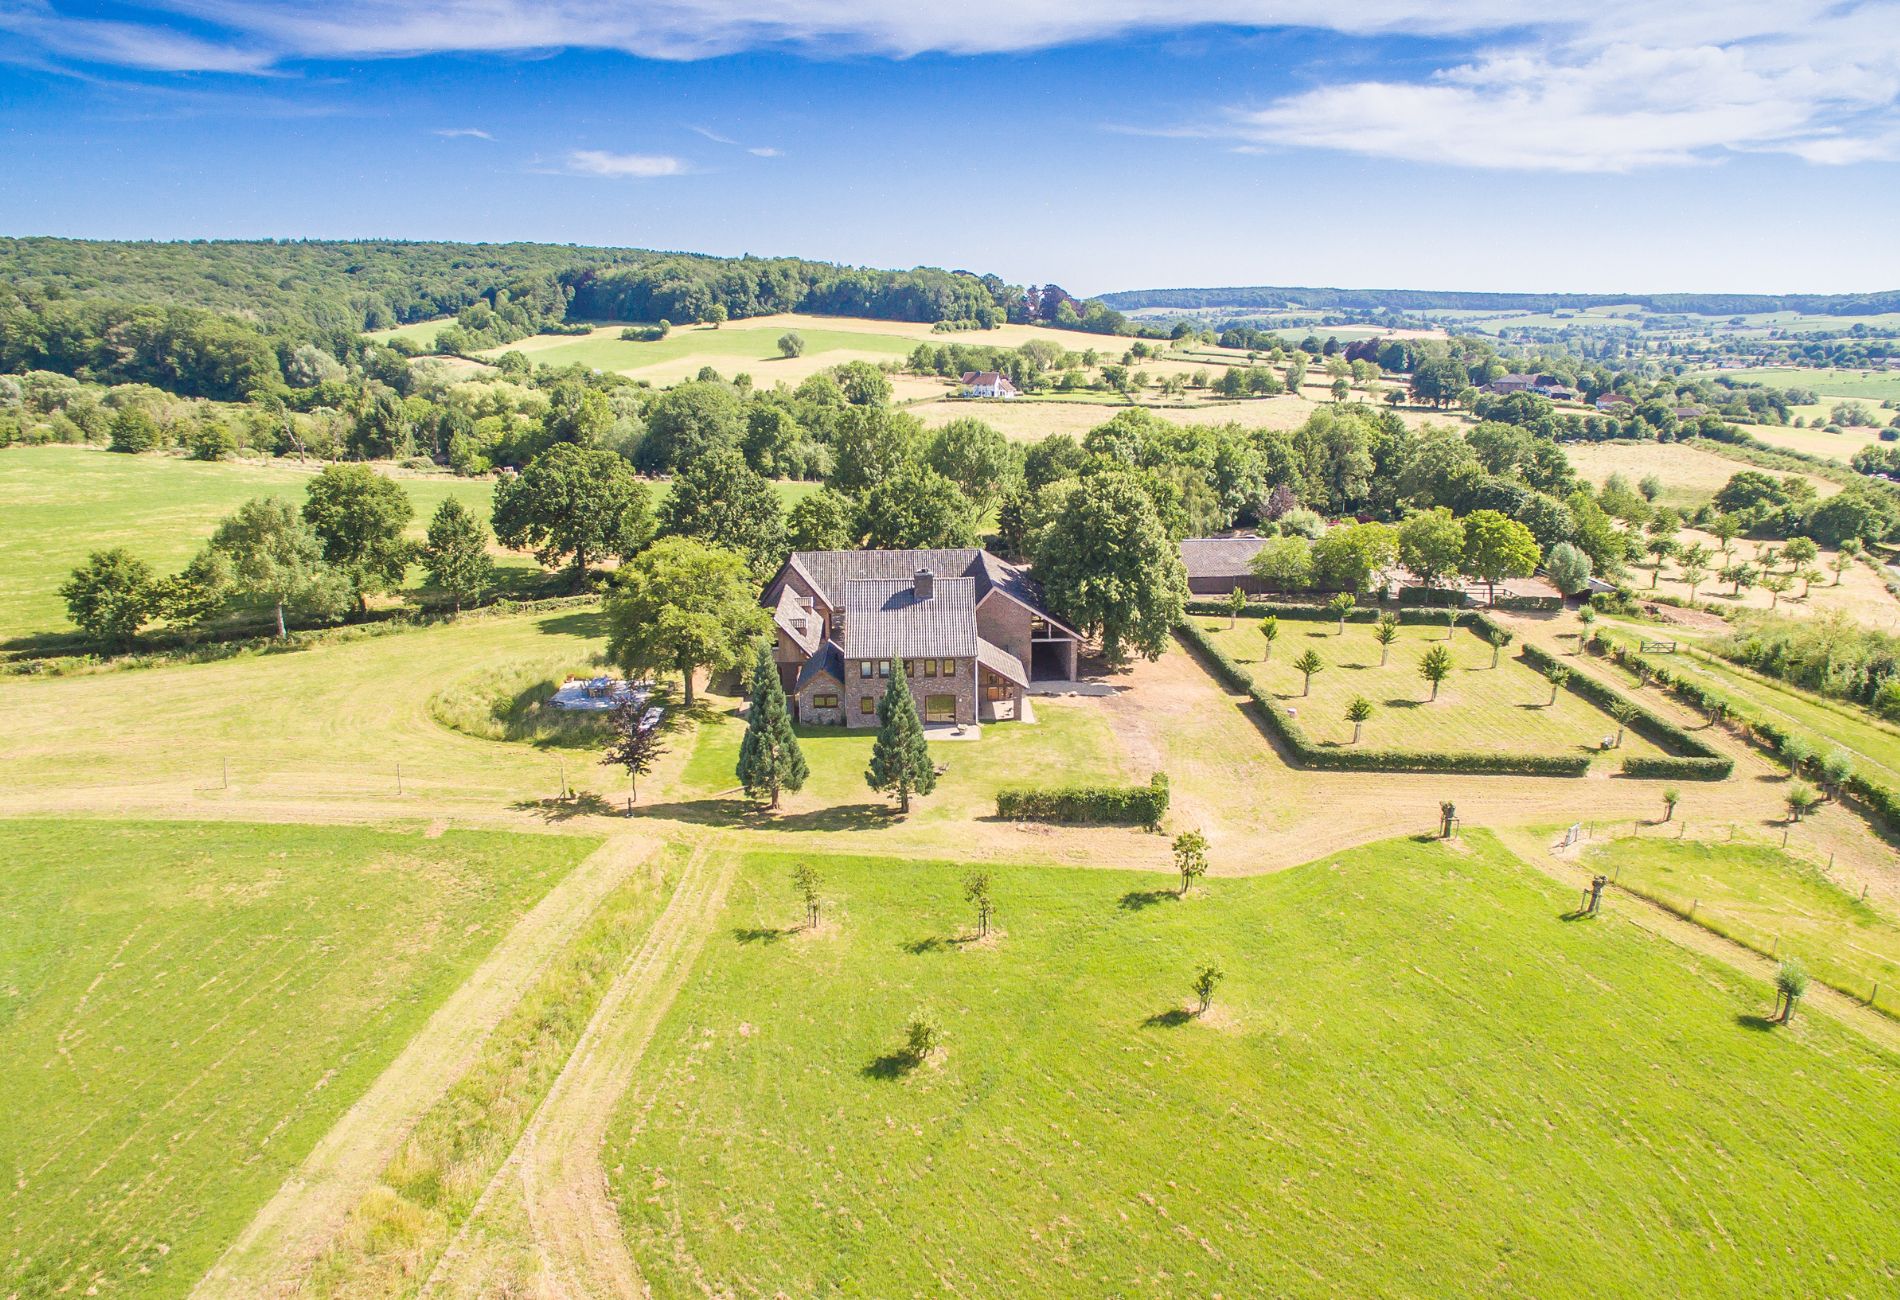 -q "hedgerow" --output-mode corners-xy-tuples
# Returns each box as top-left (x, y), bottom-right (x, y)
(996, 773), (1170, 828)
